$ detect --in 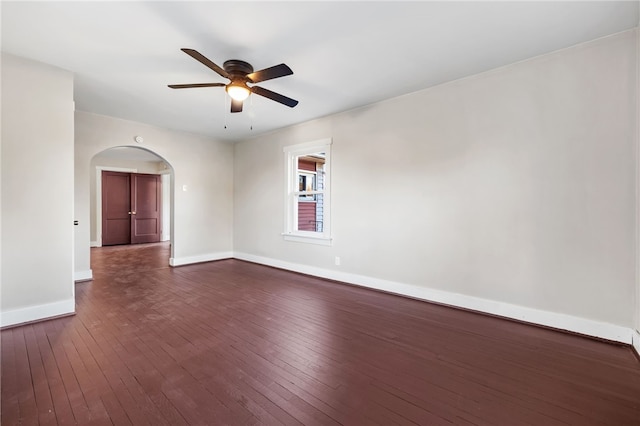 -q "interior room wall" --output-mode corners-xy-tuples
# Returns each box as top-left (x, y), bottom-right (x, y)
(1, 53), (75, 327)
(635, 27), (640, 345)
(89, 156), (165, 245)
(234, 30), (638, 339)
(75, 111), (234, 276)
